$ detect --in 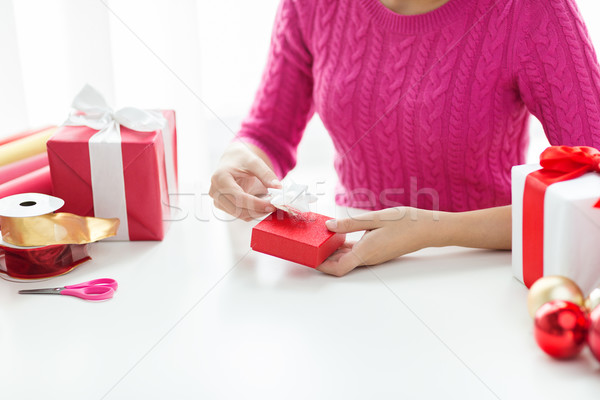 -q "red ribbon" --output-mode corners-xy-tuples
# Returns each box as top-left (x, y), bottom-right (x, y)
(0, 243), (90, 280)
(522, 146), (600, 287)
